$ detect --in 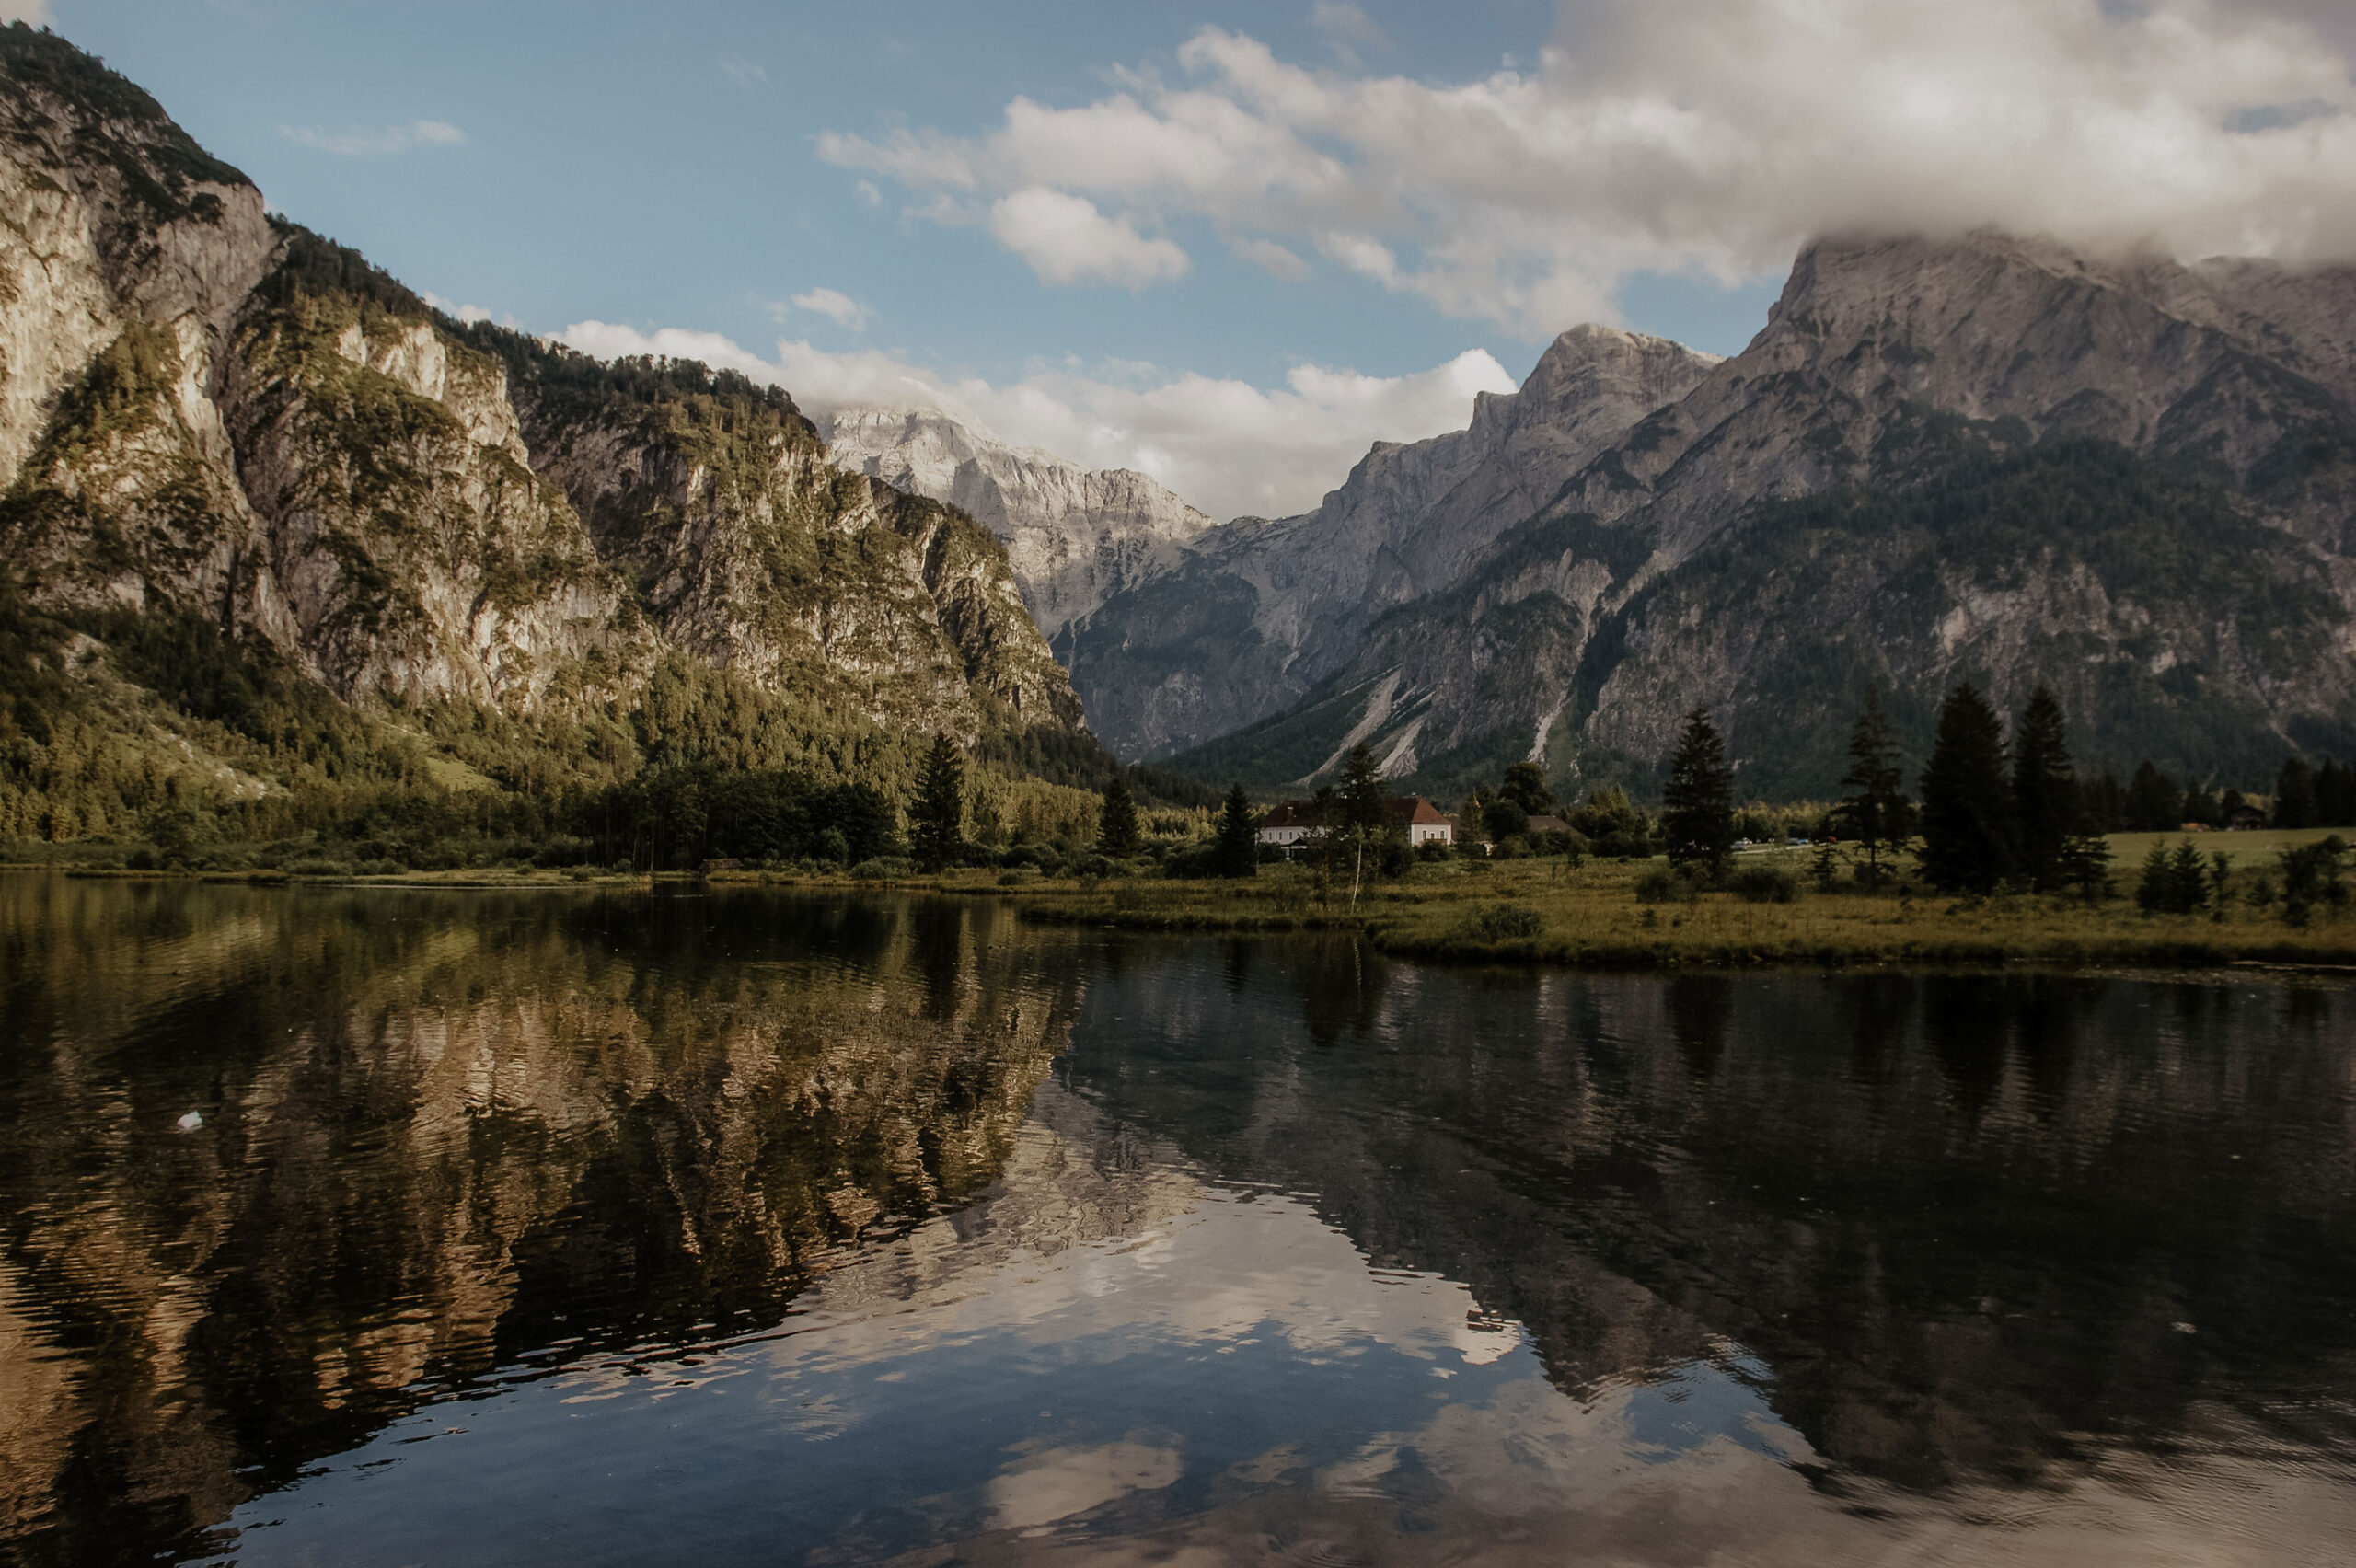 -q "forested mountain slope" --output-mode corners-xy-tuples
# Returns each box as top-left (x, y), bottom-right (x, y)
(0, 25), (1103, 845)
